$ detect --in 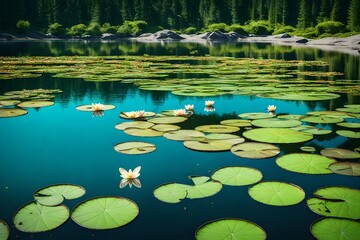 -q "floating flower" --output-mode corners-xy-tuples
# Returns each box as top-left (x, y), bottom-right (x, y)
(125, 110), (145, 118)
(205, 100), (215, 107)
(119, 178), (141, 188)
(173, 109), (187, 116)
(267, 105), (277, 112)
(91, 103), (104, 111)
(204, 106), (215, 112)
(119, 166), (141, 179)
(185, 104), (194, 111)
